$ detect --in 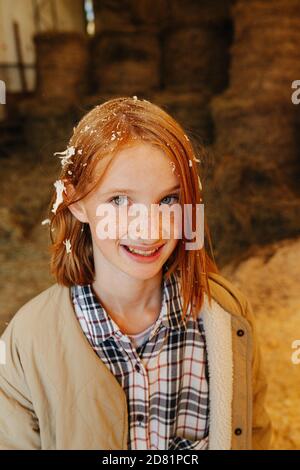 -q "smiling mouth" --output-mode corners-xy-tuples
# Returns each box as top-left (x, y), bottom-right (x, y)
(121, 244), (165, 257)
